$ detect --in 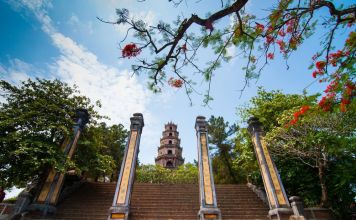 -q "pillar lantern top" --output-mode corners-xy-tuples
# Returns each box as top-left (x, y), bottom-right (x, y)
(130, 113), (144, 130)
(195, 116), (208, 132)
(247, 116), (263, 135)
